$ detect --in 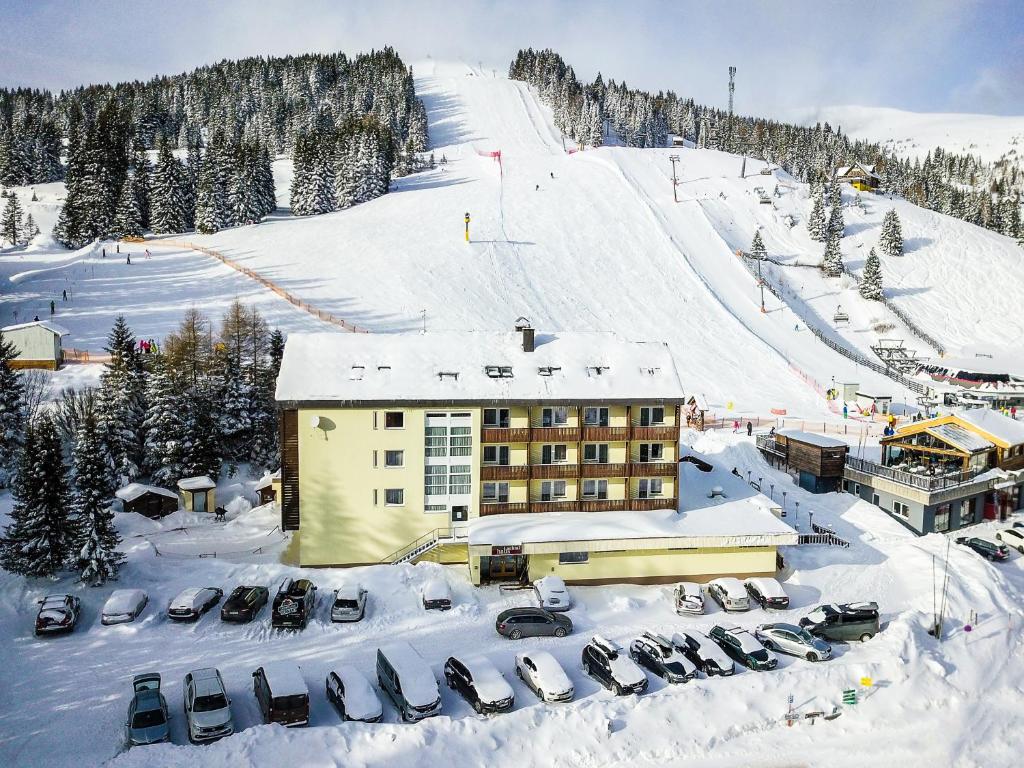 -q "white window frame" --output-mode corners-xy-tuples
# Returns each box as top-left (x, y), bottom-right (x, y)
(384, 411), (404, 429)
(384, 450), (404, 467)
(638, 478), (663, 498)
(542, 444), (568, 464)
(583, 407), (609, 426)
(483, 445), (510, 465)
(582, 479), (608, 499)
(541, 480), (567, 500)
(541, 407), (568, 427)
(482, 482), (509, 502)
(583, 443), (609, 464)
(483, 408), (510, 428)
(893, 500), (909, 518)
(385, 488), (404, 506)
(639, 406), (665, 426)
